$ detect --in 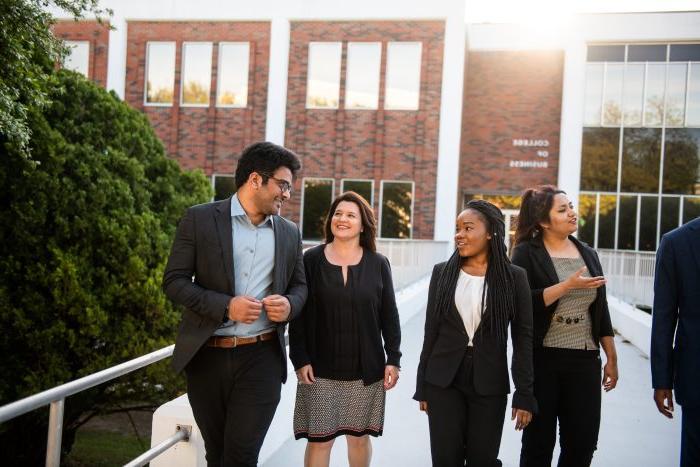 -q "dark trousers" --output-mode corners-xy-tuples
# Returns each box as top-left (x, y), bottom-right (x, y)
(185, 339), (282, 467)
(425, 349), (507, 467)
(682, 405), (700, 467)
(520, 348), (601, 467)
